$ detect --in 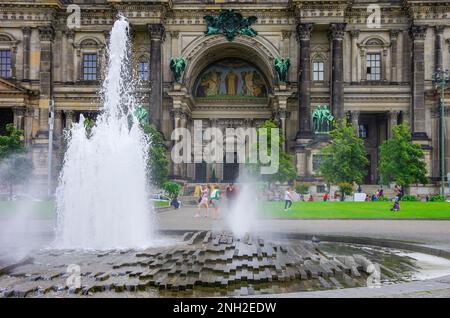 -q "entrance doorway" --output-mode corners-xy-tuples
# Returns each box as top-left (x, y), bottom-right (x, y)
(0, 107), (13, 135)
(194, 161), (207, 183)
(222, 153), (239, 183)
